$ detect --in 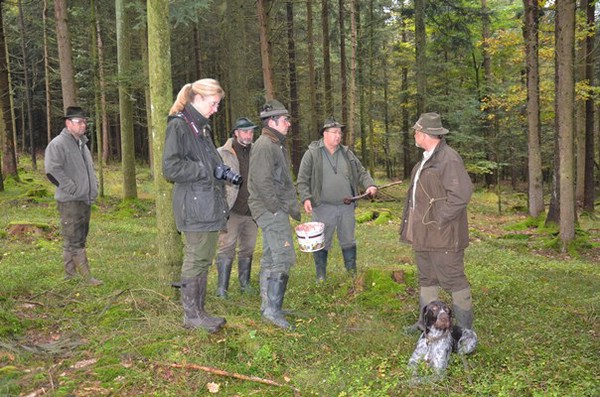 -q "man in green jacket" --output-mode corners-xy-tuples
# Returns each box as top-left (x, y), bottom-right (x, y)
(297, 117), (377, 282)
(248, 99), (301, 330)
(400, 112), (474, 332)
